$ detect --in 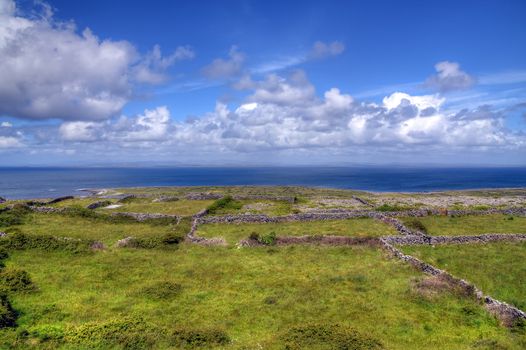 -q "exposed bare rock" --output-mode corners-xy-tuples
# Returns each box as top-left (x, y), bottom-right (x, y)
(115, 237), (136, 248)
(185, 192), (223, 200)
(86, 200), (112, 209)
(90, 241), (106, 250)
(46, 196), (74, 204)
